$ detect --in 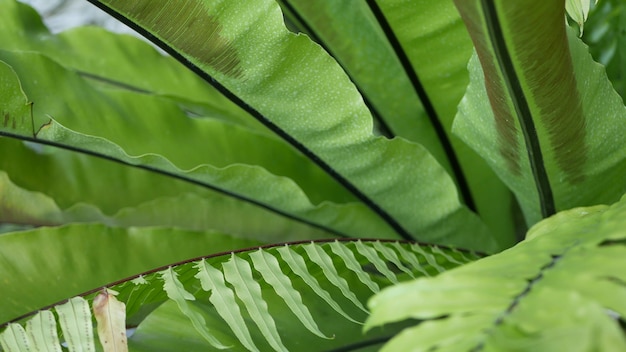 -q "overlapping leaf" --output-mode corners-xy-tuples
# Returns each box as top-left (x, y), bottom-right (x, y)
(581, 0), (626, 102)
(452, 0), (626, 225)
(0, 223), (262, 323)
(0, 0), (256, 129)
(367, 194), (626, 351)
(85, 0), (498, 251)
(370, 0), (518, 248)
(0, 1), (409, 244)
(1, 240), (478, 351)
(0, 139), (335, 243)
(0, 49), (395, 240)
